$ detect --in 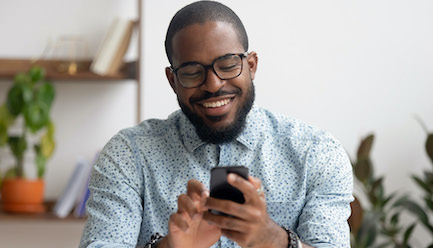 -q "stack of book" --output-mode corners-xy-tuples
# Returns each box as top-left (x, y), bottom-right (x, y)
(53, 153), (99, 218)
